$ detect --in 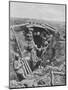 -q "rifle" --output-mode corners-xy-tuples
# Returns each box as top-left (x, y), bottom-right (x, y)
(11, 27), (23, 57)
(11, 27), (32, 76)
